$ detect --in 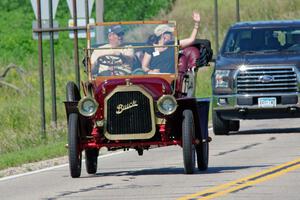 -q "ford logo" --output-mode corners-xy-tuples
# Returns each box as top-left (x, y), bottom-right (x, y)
(259, 75), (274, 83)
